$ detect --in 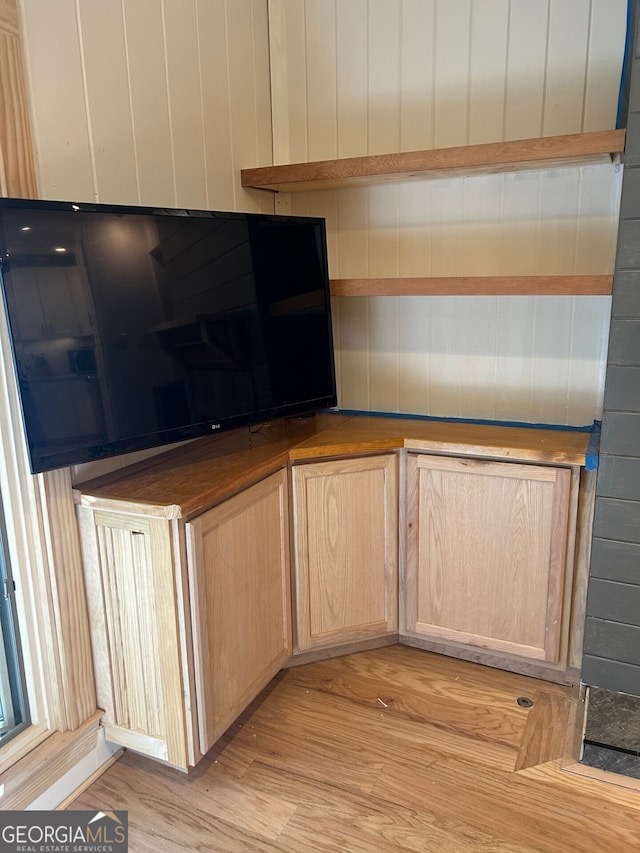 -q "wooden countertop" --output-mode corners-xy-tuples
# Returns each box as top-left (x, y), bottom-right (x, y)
(73, 413), (592, 519)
